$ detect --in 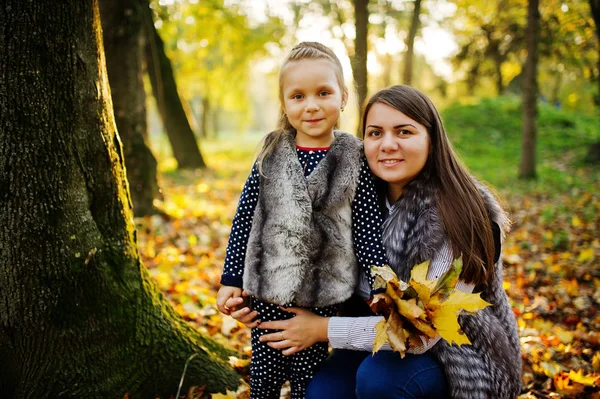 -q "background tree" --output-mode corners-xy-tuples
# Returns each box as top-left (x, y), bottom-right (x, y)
(0, 1), (239, 397)
(590, 0), (600, 106)
(352, 0), (370, 128)
(143, 3), (206, 169)
(150, 1), (284, 139)
(520, 0), (540, 178)
(100, 0), (159, 216)
(403, 0), (422, 85)
(450, 0), (527, 96)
